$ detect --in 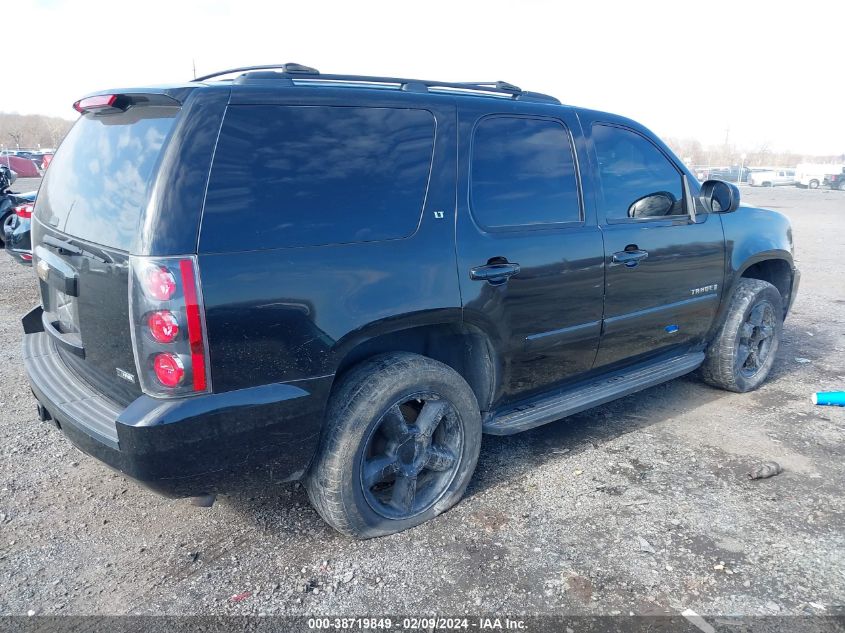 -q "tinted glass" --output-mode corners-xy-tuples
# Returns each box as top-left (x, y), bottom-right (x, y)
(592, 124), (684, 221)
(37, 107), (179, 251)
(201, 105), (435, 251)
(471, 117), (580, 229)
